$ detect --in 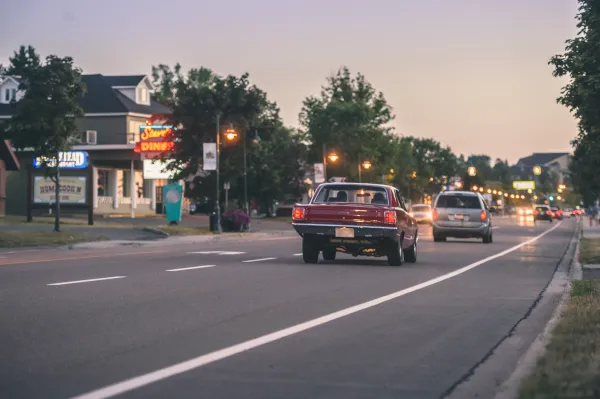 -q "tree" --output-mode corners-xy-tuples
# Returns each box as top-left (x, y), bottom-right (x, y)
(549, 0), (600, 201)
(0, 45), (86, 231)
(151, 64), (304, 212)
(300, 66), (395, 181)
(491, 158), (512, 190)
